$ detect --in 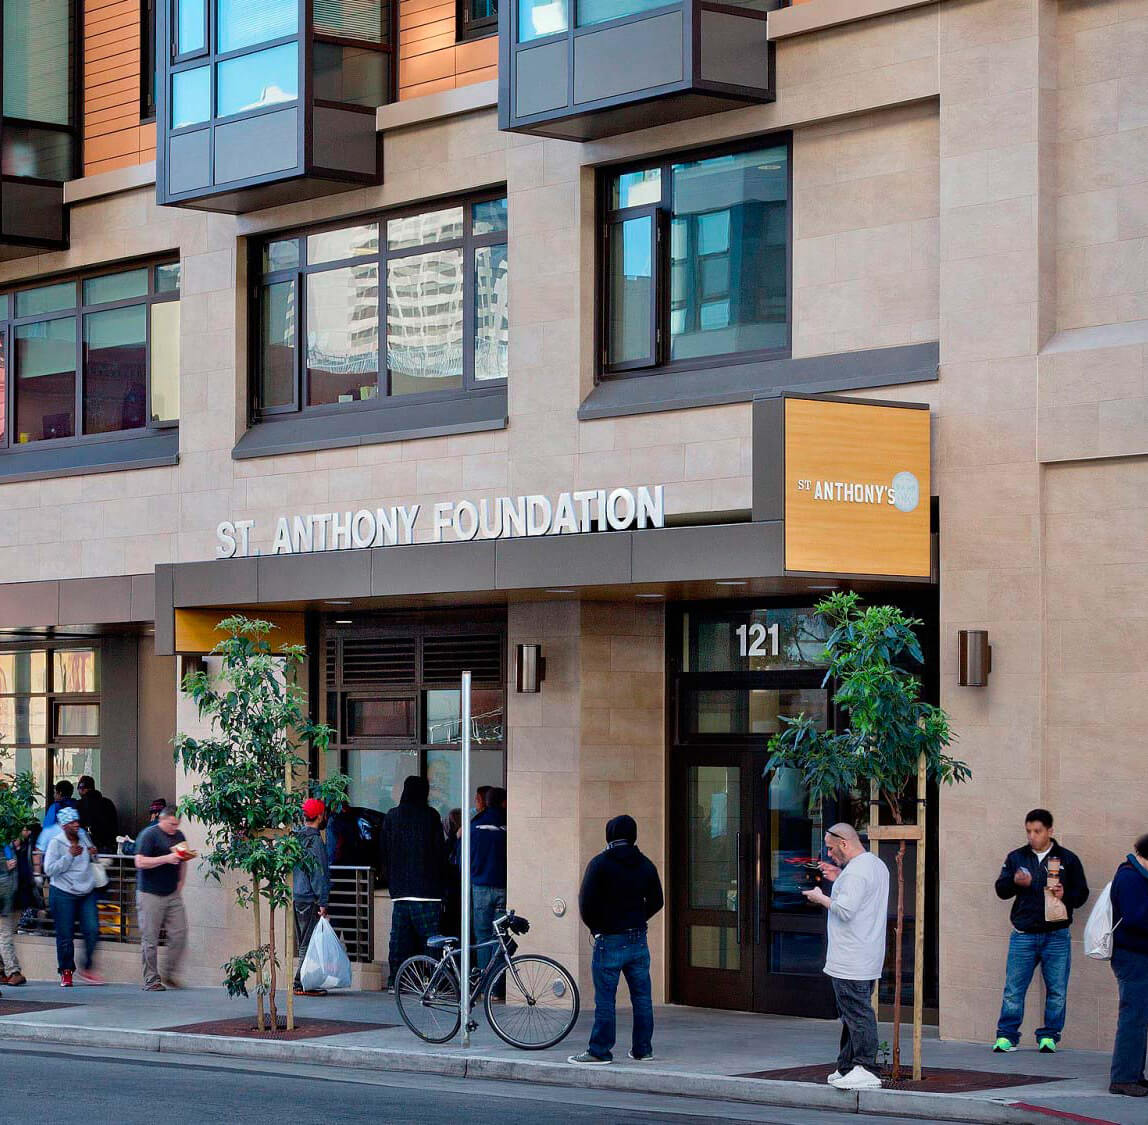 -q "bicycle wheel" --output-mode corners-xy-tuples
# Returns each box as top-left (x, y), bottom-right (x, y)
(394, 954), (461, 1044)
(485, 954), (580, 1050)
